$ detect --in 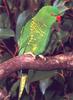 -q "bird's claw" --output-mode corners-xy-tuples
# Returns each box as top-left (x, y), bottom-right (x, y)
(24, 52), (35, 59)
(38, 55), (46, 61)
(24, 53), (46, 61)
